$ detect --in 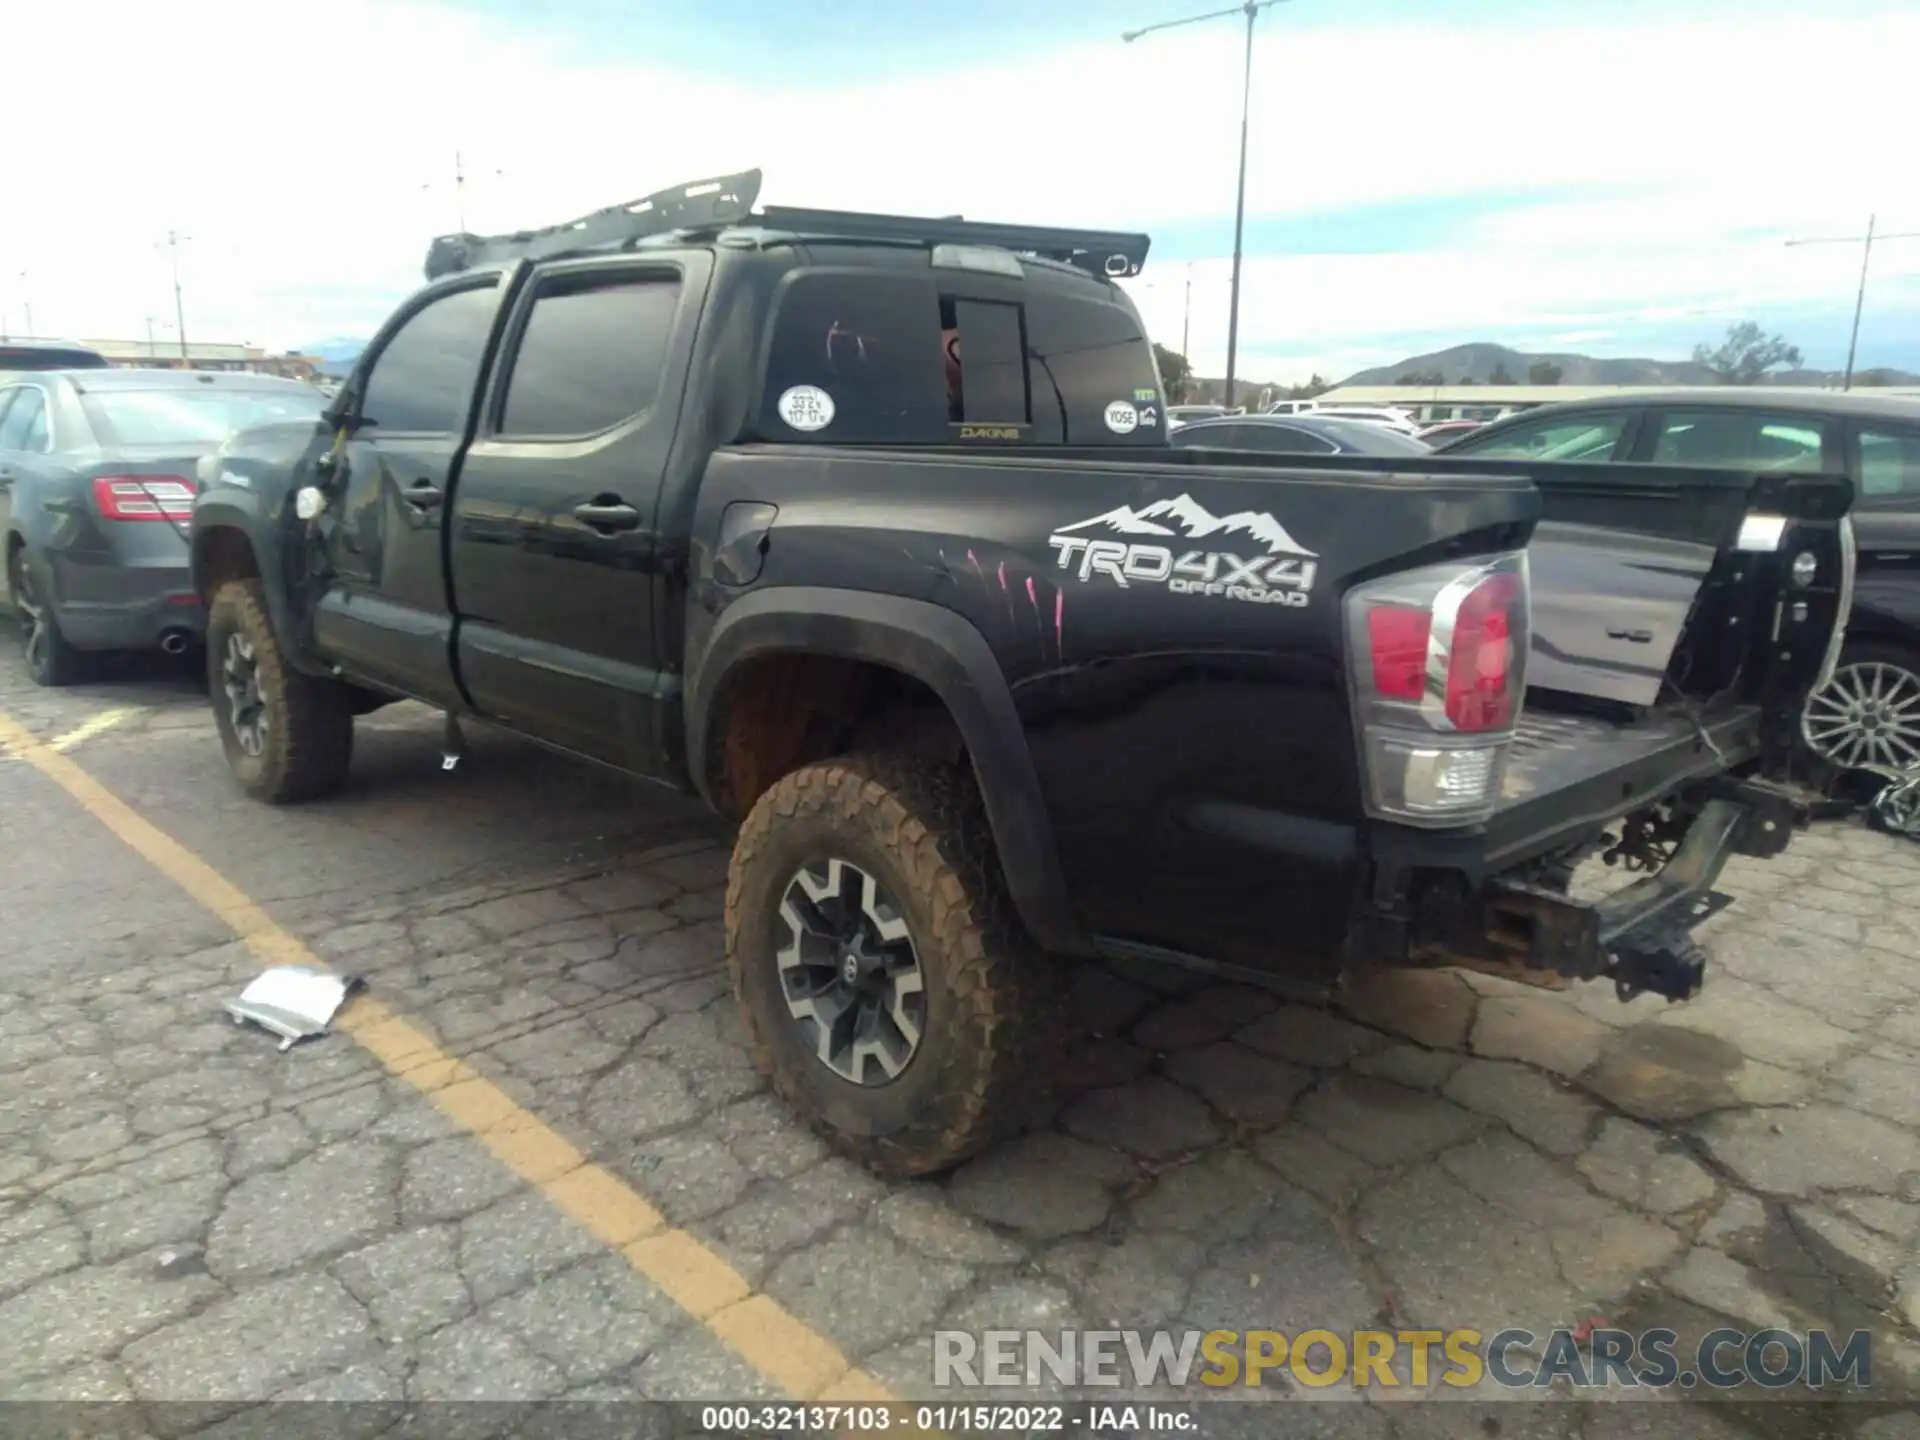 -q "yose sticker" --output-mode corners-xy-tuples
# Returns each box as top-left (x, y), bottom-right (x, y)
(1104, 401), (1139, 435)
